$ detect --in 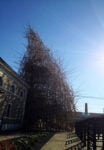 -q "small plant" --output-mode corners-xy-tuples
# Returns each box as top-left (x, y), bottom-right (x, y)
(12, 133), (47, 149)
